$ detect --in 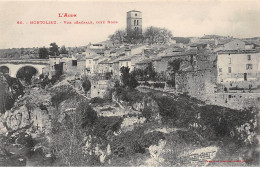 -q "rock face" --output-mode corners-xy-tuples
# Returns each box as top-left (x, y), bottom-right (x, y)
(0, 87), (53, 135)
(0, 106), (52, 135)
(113, 92), (161, 123)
